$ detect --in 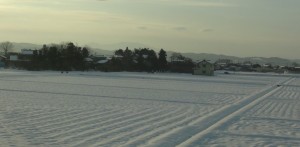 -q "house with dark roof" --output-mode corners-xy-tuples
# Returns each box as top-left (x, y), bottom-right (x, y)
(193, 60), (214, 76)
